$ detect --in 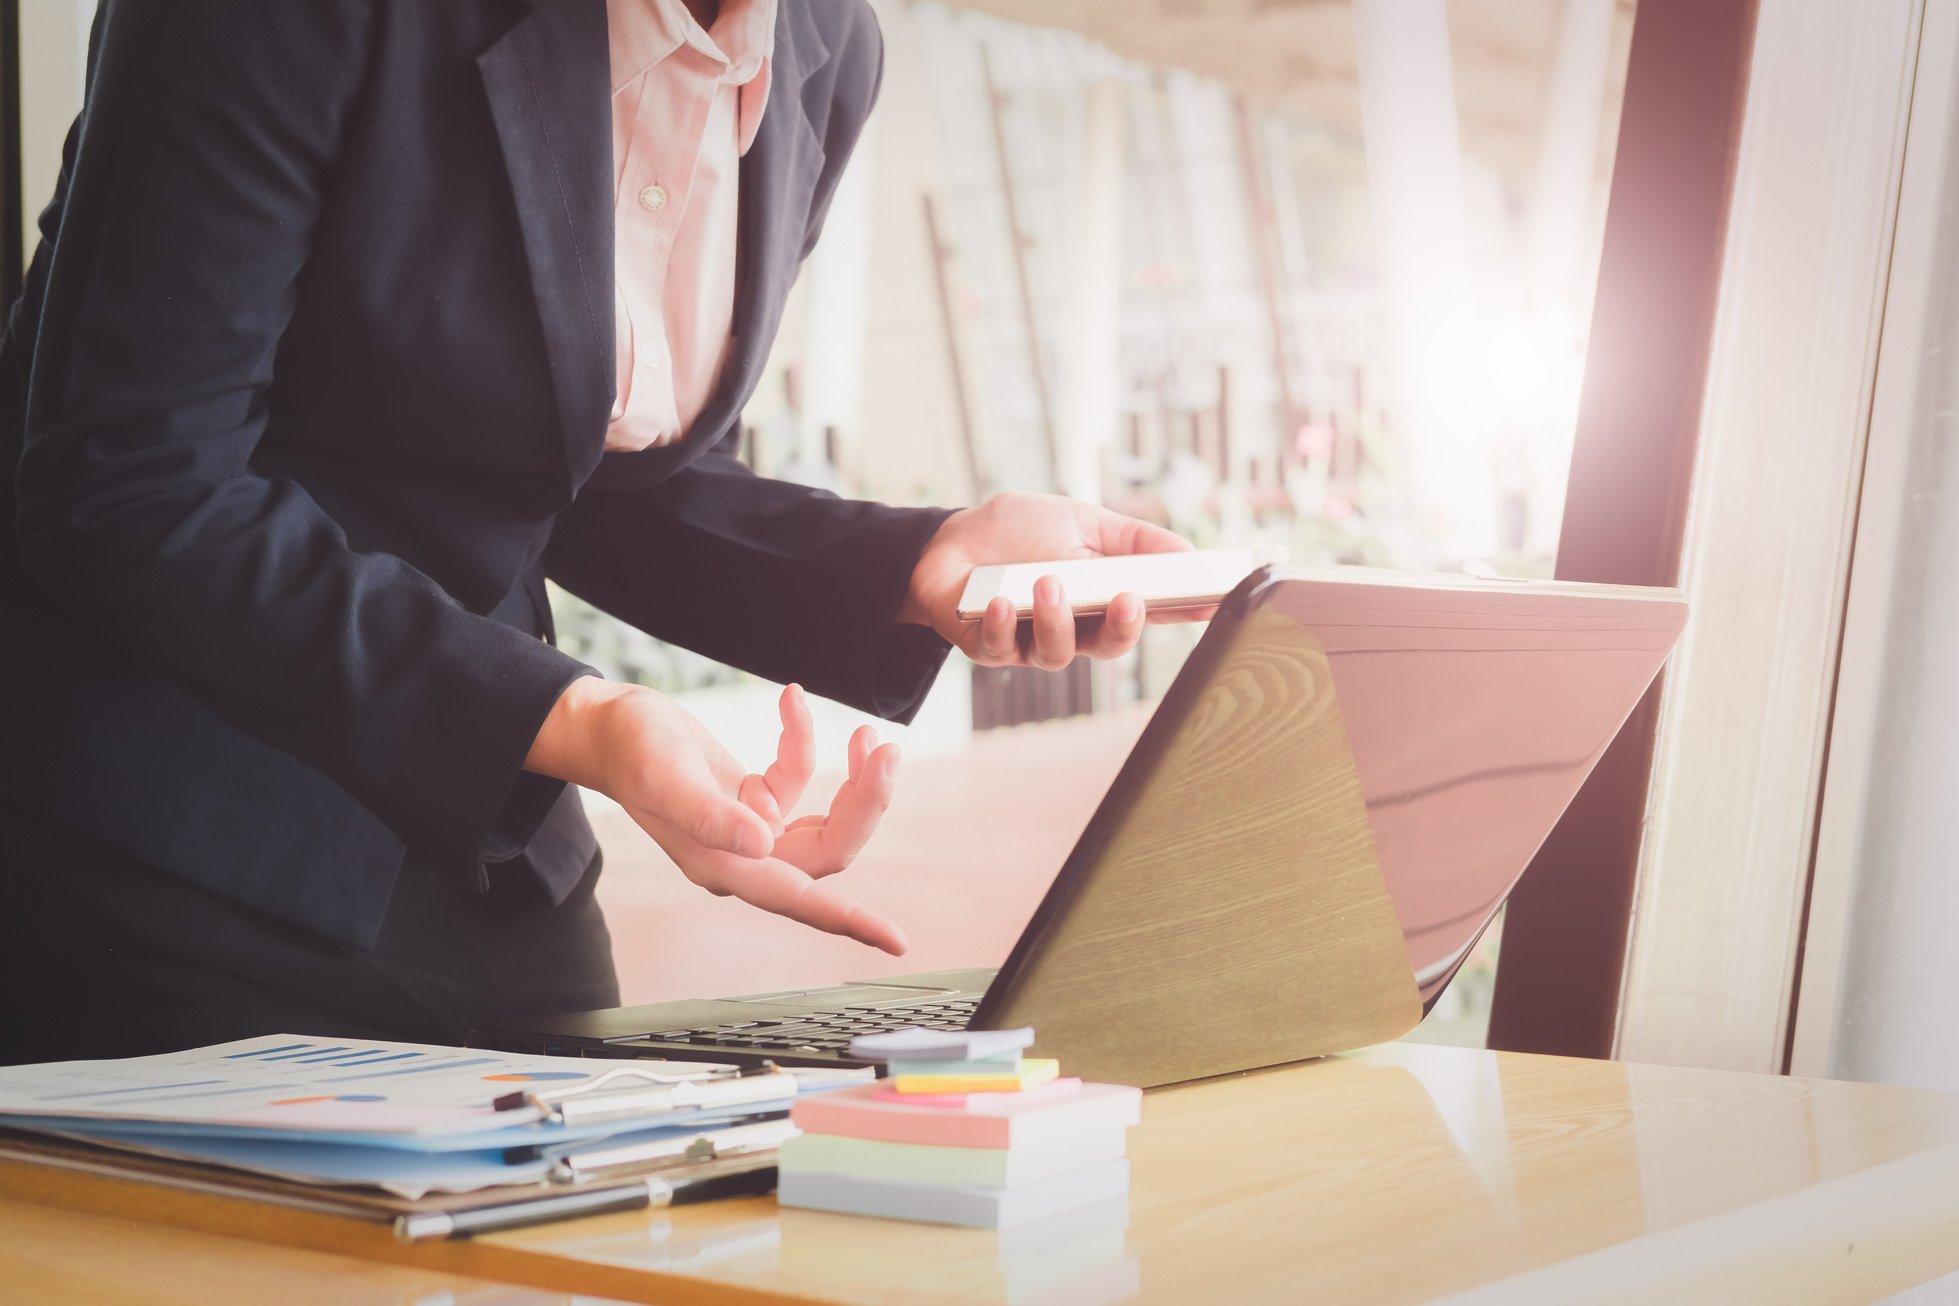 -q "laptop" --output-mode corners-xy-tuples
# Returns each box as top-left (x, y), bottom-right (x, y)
(470, 566), (1687, 1087)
